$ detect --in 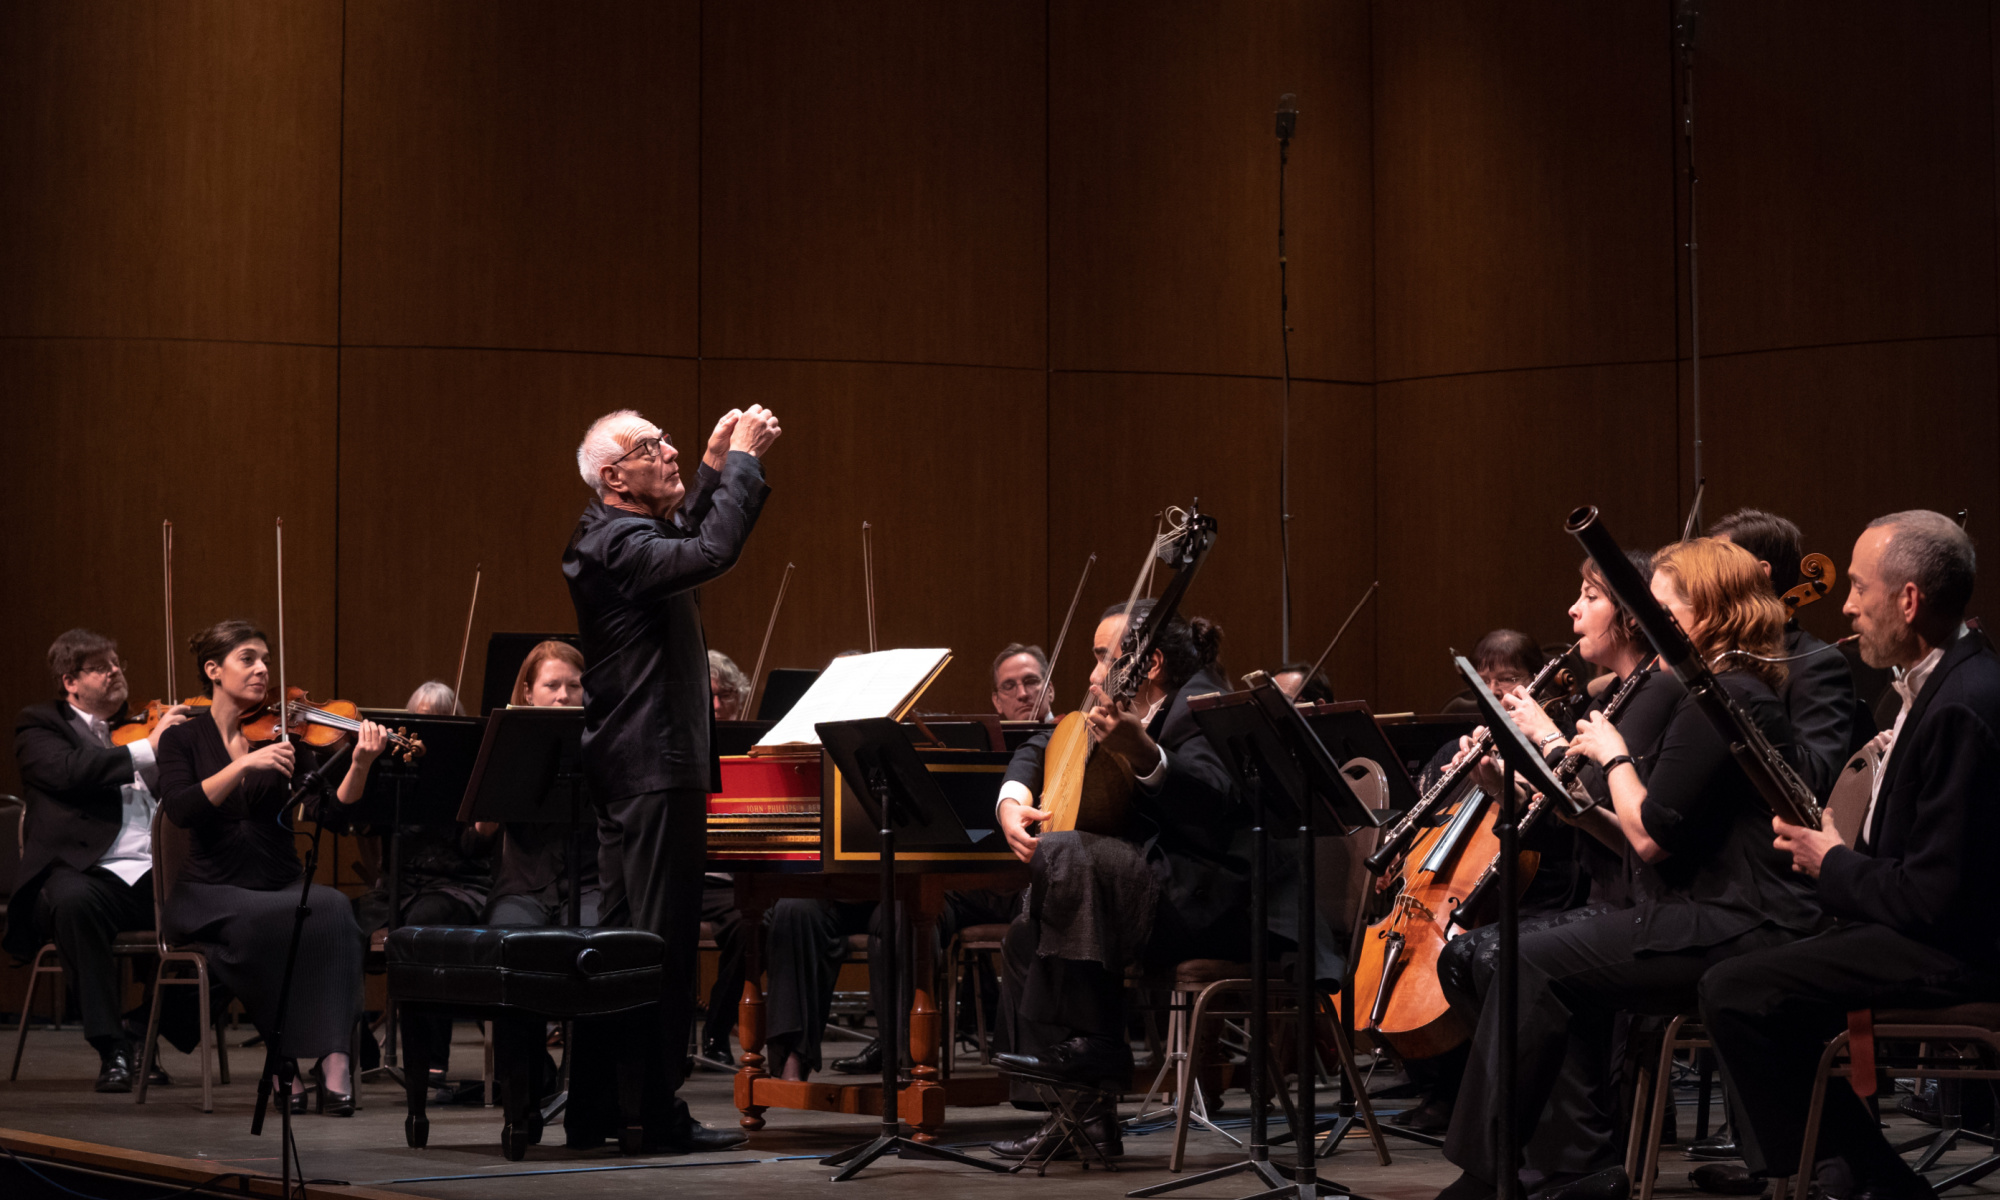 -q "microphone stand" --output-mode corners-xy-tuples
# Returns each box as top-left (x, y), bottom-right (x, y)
(1276, 95), (1297, 661)
(250, 742), (354, 1197)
